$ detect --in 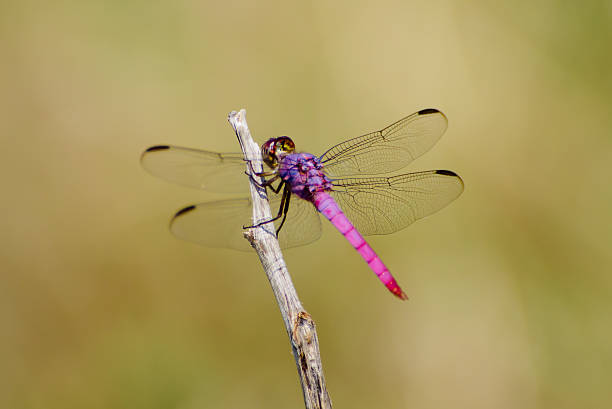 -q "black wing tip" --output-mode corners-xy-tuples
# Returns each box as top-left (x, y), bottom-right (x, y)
(435, 169), (458, 177)
(174, 205), (196, 218)
(145, 145), (170, 152)
(436, 169), (464, 188)
(418, 108), (440, 116)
